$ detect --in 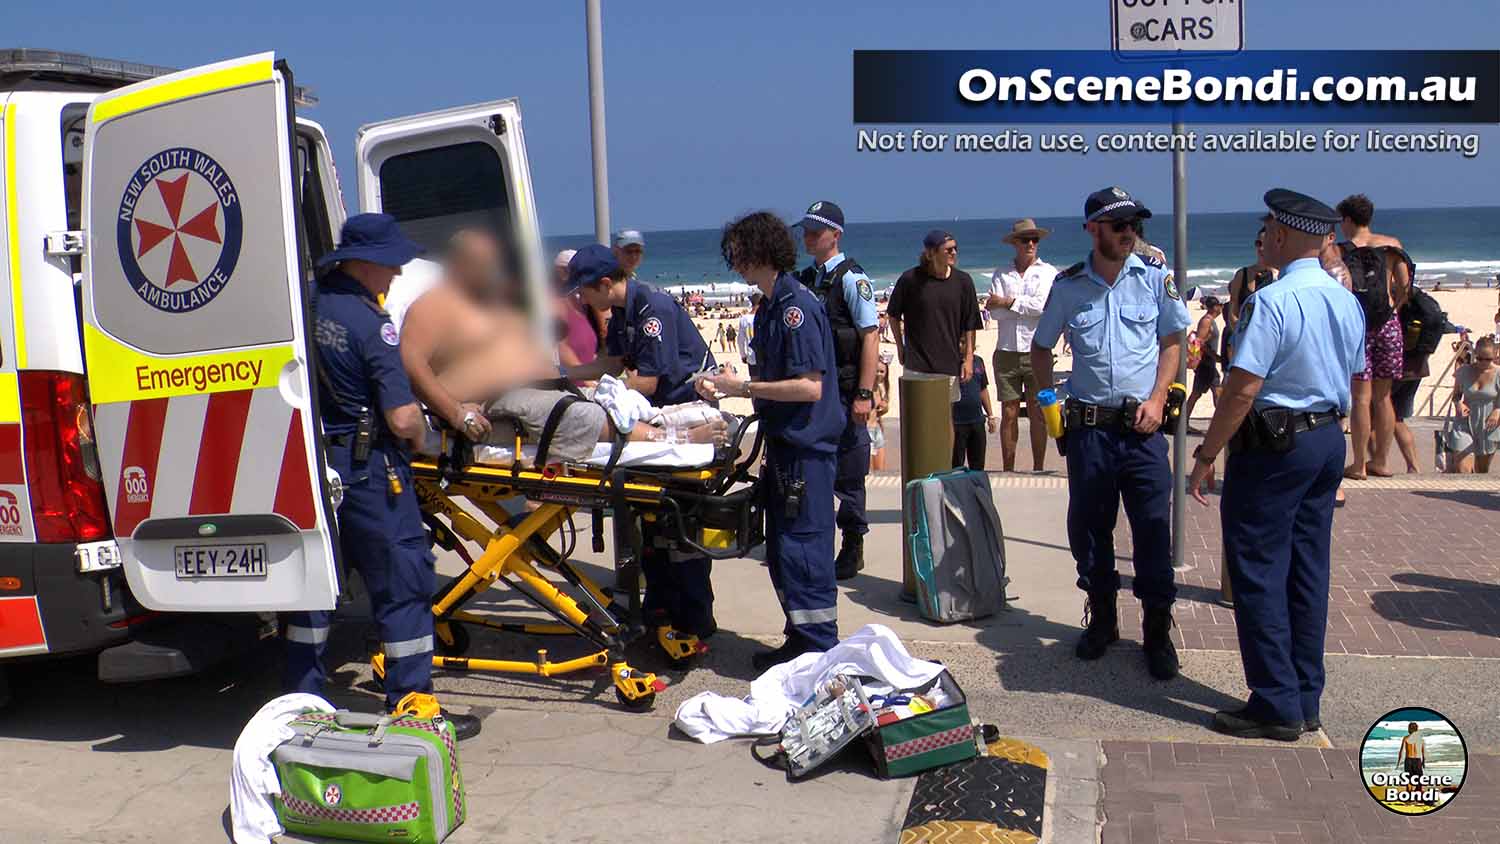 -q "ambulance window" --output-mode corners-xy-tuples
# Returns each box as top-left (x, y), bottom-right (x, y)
(377, 142), (514, 259)
(295, 135), (335, 277)
(60, 108), (88, 275)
